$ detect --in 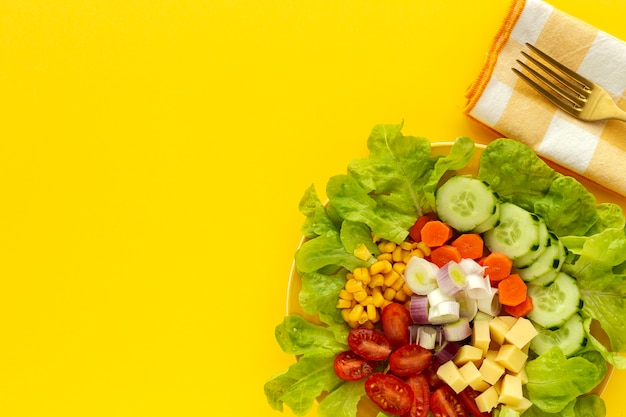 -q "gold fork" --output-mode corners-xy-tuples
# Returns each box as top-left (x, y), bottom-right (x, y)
(512, 43), (626, 122)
